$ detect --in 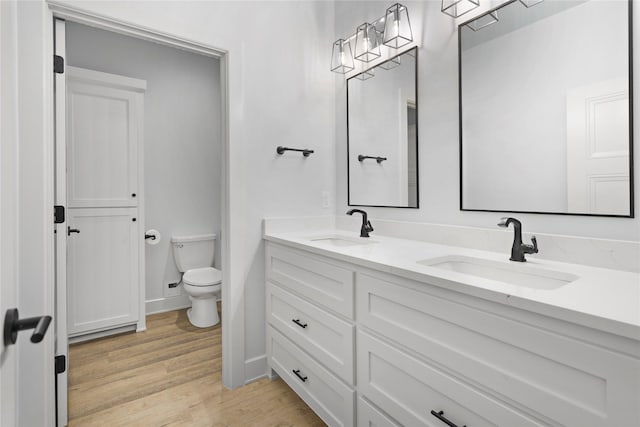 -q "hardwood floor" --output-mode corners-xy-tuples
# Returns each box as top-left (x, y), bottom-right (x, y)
(68, 308), (325, 426)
